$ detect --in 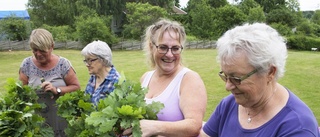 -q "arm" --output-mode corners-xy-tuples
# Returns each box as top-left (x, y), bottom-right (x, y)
(59, 67), (80, 95)
(199, 129), (210, 137)
(139, 71), (207, 137)
(19, 69), (28, 85)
